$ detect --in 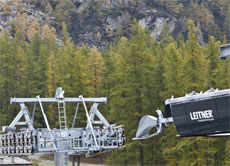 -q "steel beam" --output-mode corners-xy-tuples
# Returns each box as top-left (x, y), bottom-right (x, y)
(10, 97), (107, 104)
